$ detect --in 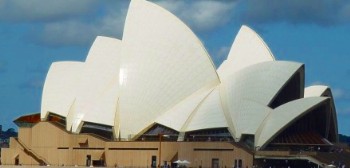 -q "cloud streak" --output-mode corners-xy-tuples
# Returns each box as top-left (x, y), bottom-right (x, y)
(27, 1), (127, 47)
(0, 0), (98, 22)
(212, 46), (231, 66)
(0, 0), (127, 47)
(19, 78), (44, 90)
(154, 0), (237, 32)
(332, 88), (346, 99)
(37, 11), (125, 47)
(4, 0), (350, 48)
(28, 0), (238, 47)
(240, 0), (350, 26)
